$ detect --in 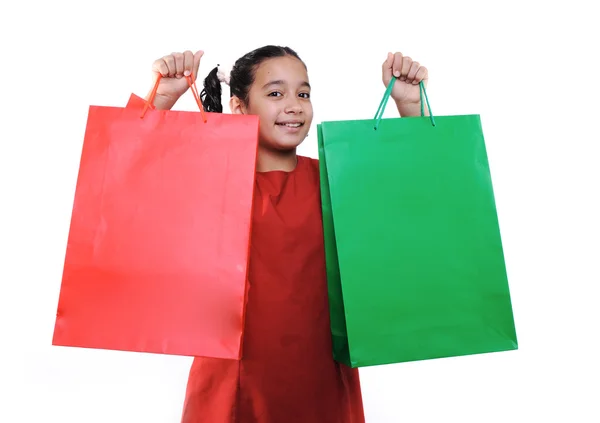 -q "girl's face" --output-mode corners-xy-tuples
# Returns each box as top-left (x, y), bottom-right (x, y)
(231, 56), (313, 151)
